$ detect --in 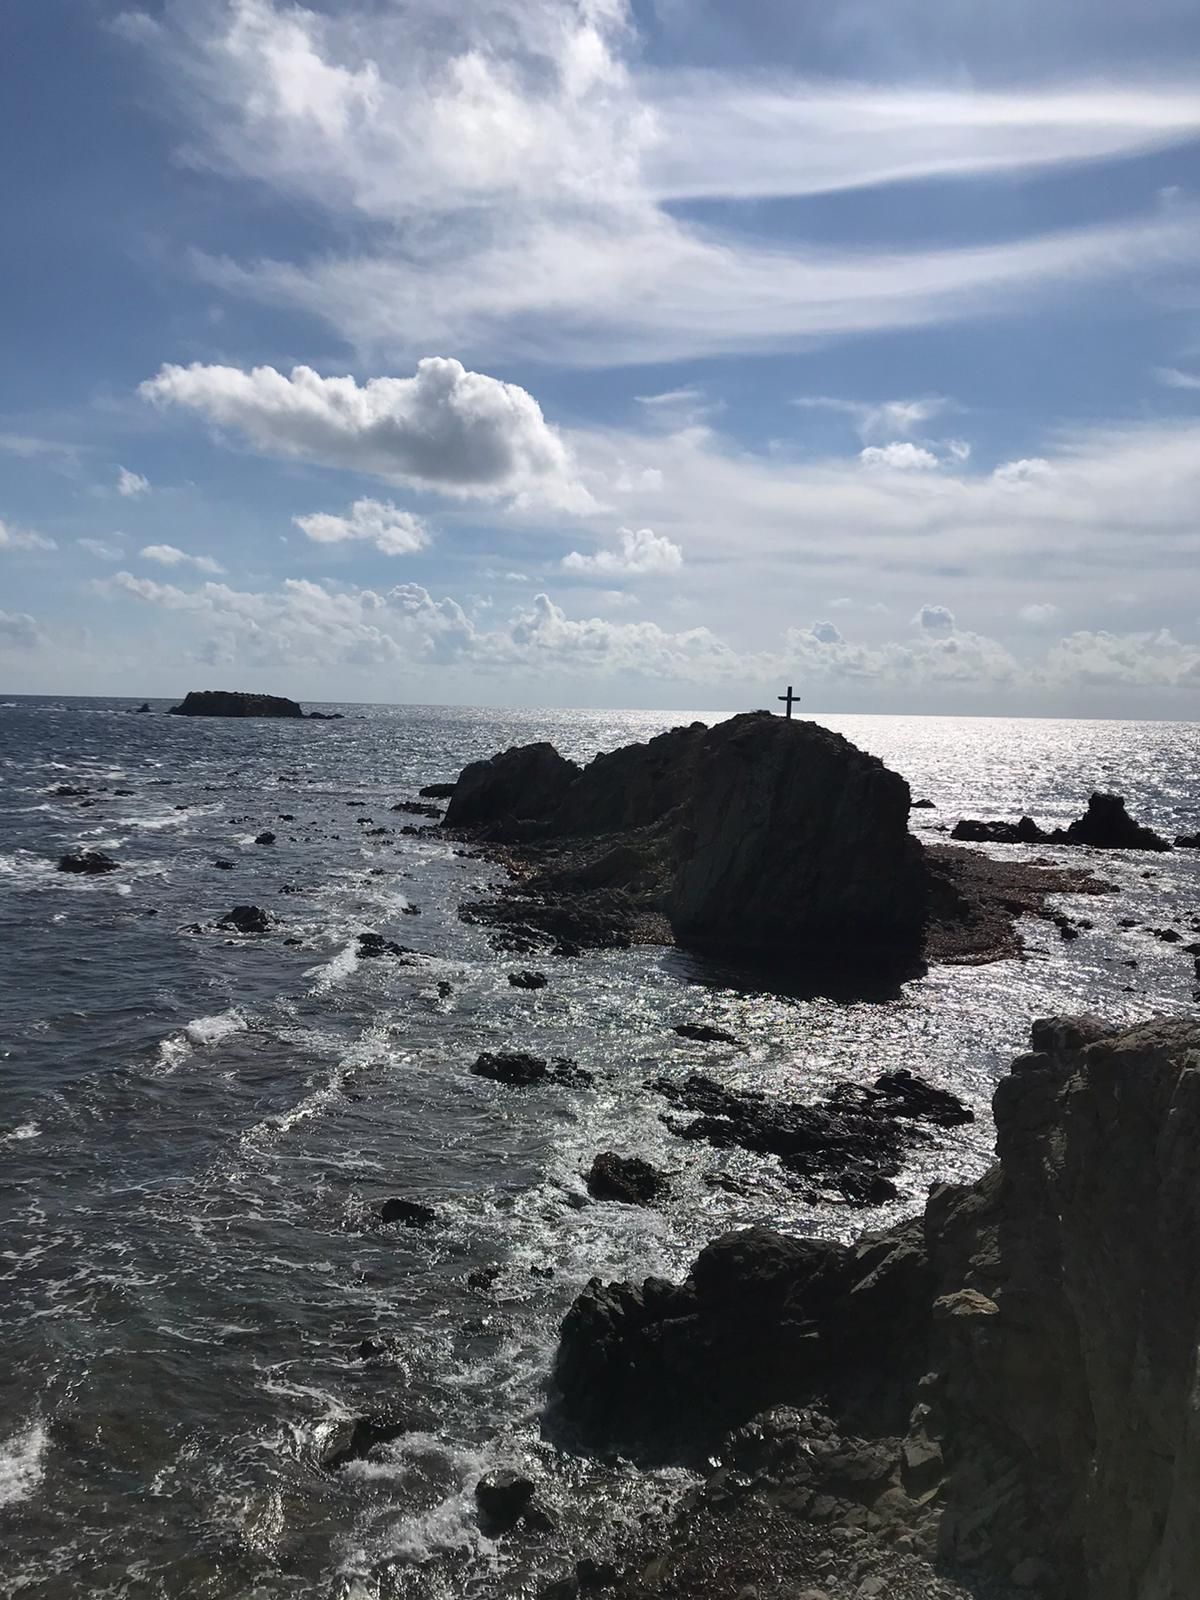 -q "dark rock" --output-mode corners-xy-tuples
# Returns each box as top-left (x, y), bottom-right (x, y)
(1055, 791), (1171, 851)
(674, 1022), (741, 1045)
(1175, 832), (1200, 848)
(586, 1153), (669, 1205)
(911, 798), (936, 809)
(1149, 927), (1182, 942)
(254, 831), (276, 846)
(468, 1265), (502, 1292)
(319, 1412), (410, 1471)
(356, 932), (416, 961)
(472, 1051), (548, 1086)
(57, 849), (119, 875)
(420, 782), (459, 799)
(217, 904), (272, 934)
(49, 784), (90, 797)
(213, 859), (235, 870)
(277, 813), (295, 821)
(508, 970), (548, 990)
(445, 742), (581, 830)
(951, 816), (1047, 844)
(134, 702), (151, 713)
(475, 1469), (536, 1533)
(168, 690), (304, 718)
(354, 816), (375, 825)
(306, 710), (344, 720)
(391, 800), (443, 818)
(437, 980), (454, 998)
(379, 1197), (436, 1228)
(356, 1338), (386, 1360)
(551, 1058), (594, 1088)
